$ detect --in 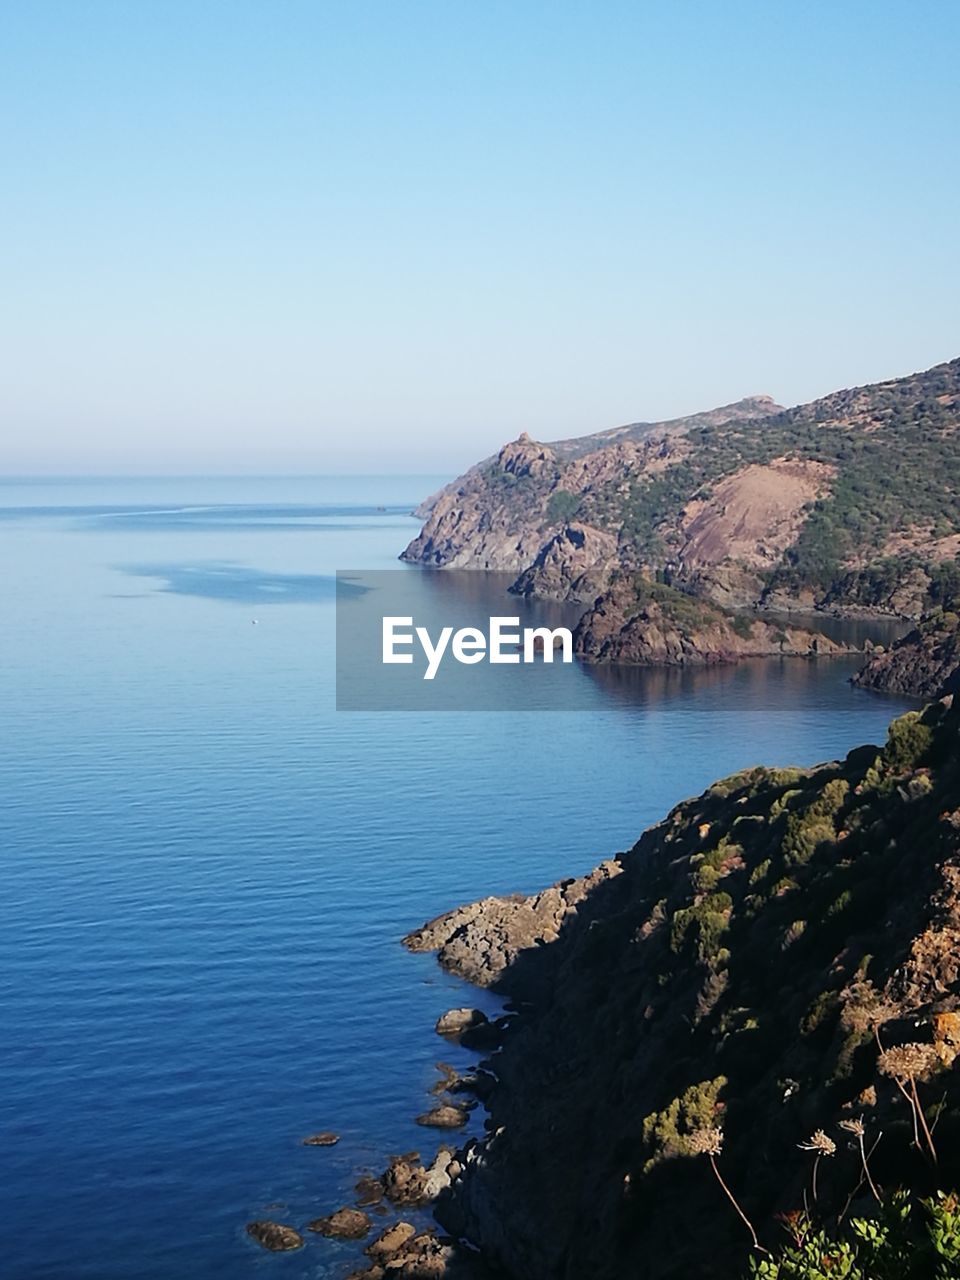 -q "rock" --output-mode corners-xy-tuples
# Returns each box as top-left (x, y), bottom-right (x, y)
(301, 1130), (340, 1146)
(401, 397), (781, 586)
(307, 1206), (372, 1238)
(419, 700), (960, 1280)
(404, 861), (623, 994)
(432, 1063), (497, 1101)
(435, 1008), (487, 1038)
(366, 1221), (417, 1261)
(355, 1174), (385, 1206)
(459, 1018), (509, 1052)
(853, 609), (960, 698)
(573, 575), (853, 668)
(415, 1104), (469, 1129)
(511, 523), (618, 603)
(245, 1220), (304, 1251)
(382, 1148), (459, 1206)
